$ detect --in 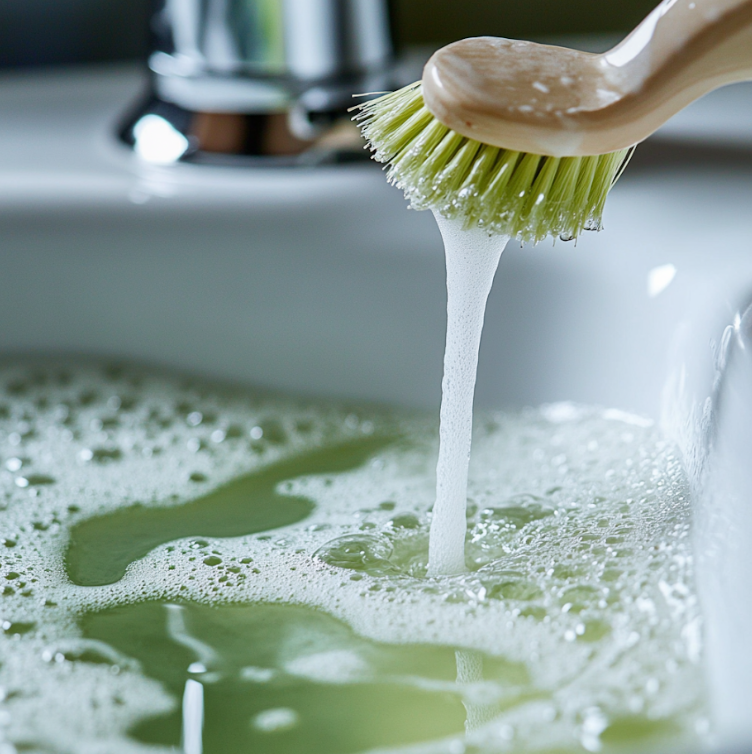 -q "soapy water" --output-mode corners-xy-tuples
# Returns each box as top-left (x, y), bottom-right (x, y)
(429, 213), (508, 576)
(0, 359), (706, 753)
